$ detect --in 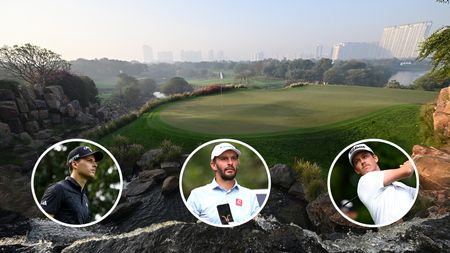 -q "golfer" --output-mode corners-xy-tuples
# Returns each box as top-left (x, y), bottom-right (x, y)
(186, 143), (260, 226)
(40, 146), (103, 224)
(349, 143), (417, 225)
